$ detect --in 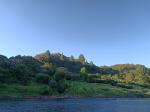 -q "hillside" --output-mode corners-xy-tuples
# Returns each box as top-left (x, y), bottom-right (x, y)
(0, 50), (150, 98)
